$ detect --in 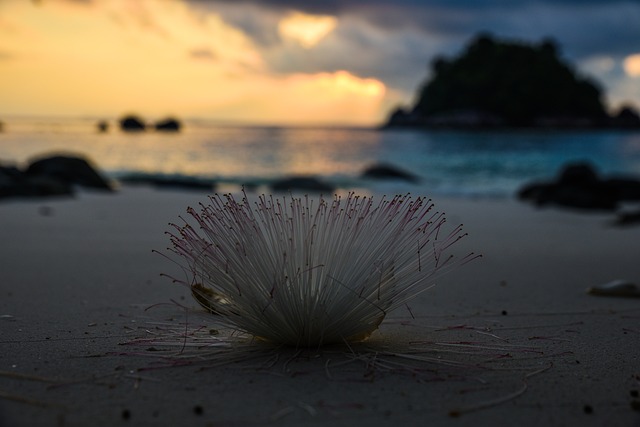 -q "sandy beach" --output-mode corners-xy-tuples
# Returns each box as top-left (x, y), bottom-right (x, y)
(1, 186), (639, 427)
